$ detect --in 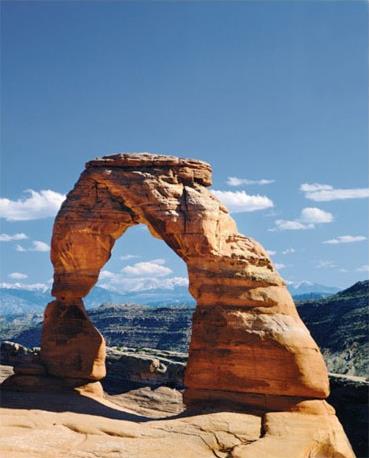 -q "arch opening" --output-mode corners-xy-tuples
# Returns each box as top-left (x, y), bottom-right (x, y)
(84, 224), (194, 354)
